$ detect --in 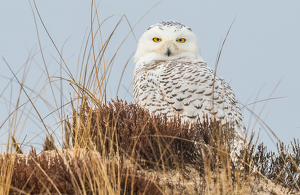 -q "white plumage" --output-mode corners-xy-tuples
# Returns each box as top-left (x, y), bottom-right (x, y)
(133, 21), (245, 139)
